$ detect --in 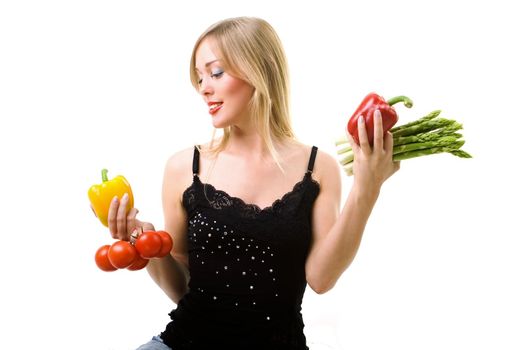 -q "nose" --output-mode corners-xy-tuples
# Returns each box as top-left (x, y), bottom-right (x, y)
(199, 76), (213, 96)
